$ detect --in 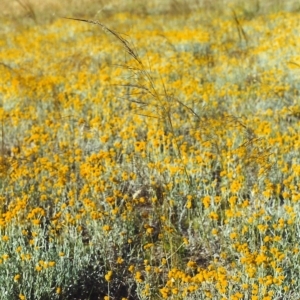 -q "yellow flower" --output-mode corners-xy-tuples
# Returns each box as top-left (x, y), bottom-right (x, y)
(230, 232), (237, 240)
(35, 265), (42, 272)
(105, 270), (113, 282)
(32, 219), (40, 225)
(145, 265), (151, 273)
(2, 254), (9, 260)
(102, 225), (111, 232)
(255, 252), (268, 265)
(128, 265), (135, 273)
(187, 285), (198, 292)
(212, 228), (218, 235)
(14, 274), (21, 282)
(159, 287), (170, 299)
(186, 195), (193, 209)
(143, 243), (154, 249)
(48, 261), (56, 267)
(116, 257), (124, 264)
(257, 224), (268, 232)
(273, 235), (281, 242)
(135, 271), (143, 283)
(2, 235), (9, 242)
(21, 230), (28, 236)
(183, 237), (189, 245)
(202, 195), (210, 208)
(186, 199), (192, 209)
(209, 212), (219, 220)
(187, 261), (197, 268)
